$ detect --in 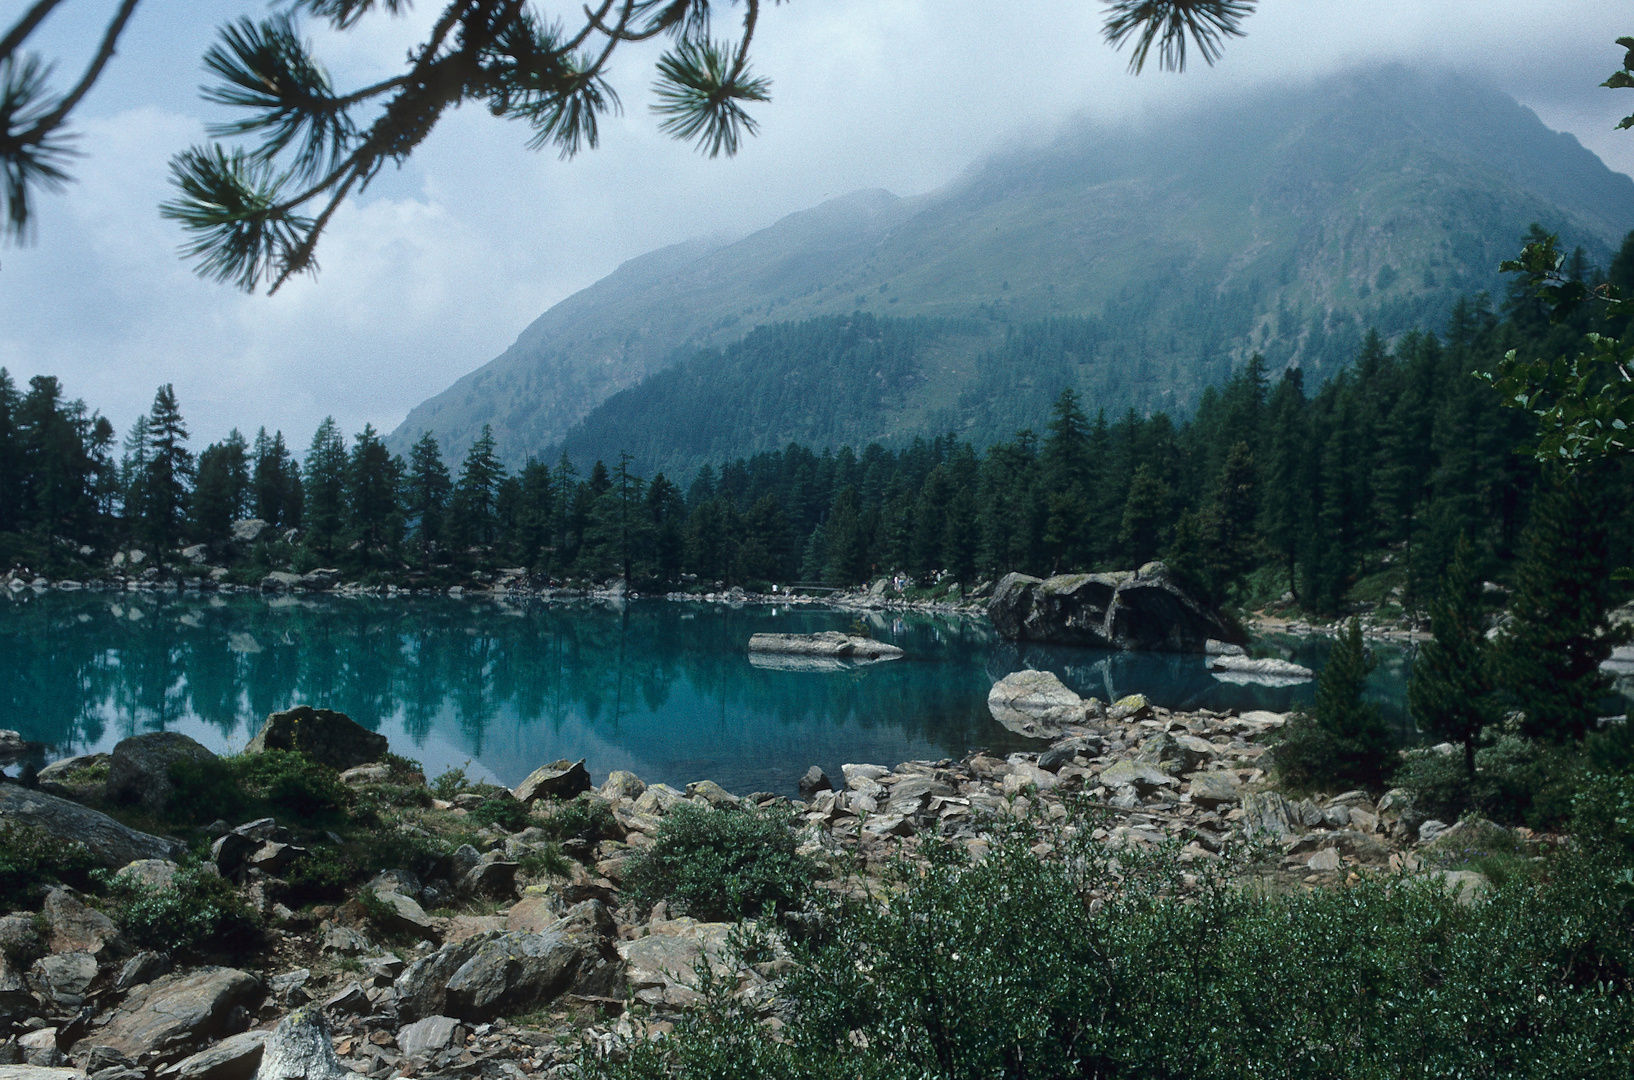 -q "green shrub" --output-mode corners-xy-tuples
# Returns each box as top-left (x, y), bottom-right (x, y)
(101, 864), (260, 955)
(1270, 617), (1394, 792)
(167, 756), (249, 824)
(378, 753), (427, 785)
(1396, 736), (1585, 830)
(0, 825), (98, 910)
(538, 797), (617, 843)
(1574, 772), (1634, 859)
(585, 809), (1634, 1080)
(623, 802), (813, 921)
(431, 767), (470, 801)
(469, 795), (529, 833)
(238, 750), (350, 818)
(516, 844), (572, 879)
